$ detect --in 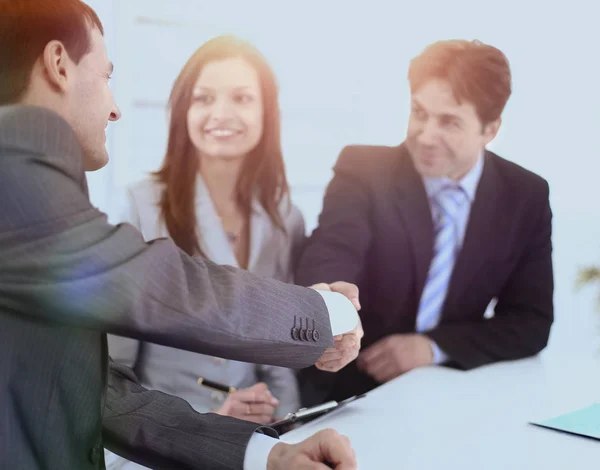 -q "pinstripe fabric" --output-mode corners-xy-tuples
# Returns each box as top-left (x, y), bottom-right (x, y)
(0, 105), (334, 469)
(107, 177), (305, 423)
